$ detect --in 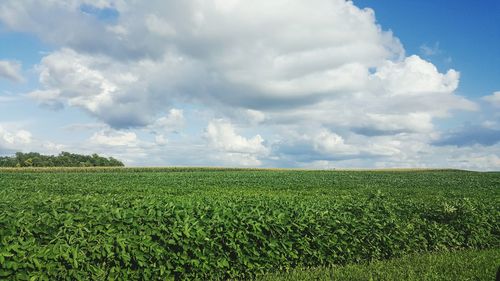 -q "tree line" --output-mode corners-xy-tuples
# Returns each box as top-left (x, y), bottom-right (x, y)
(0, 152), (124, 167)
